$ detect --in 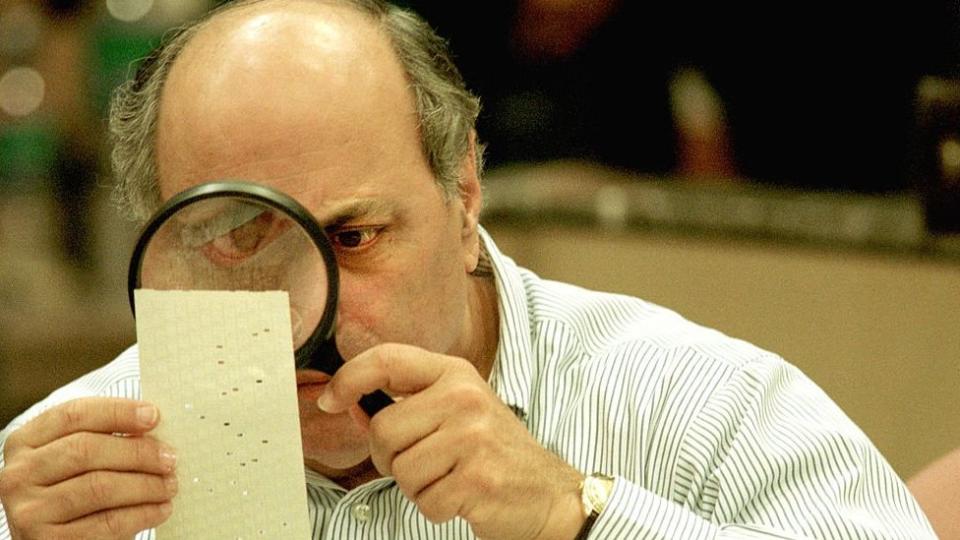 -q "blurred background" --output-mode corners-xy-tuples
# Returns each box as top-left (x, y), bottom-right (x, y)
(1, 0), (958, 480)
